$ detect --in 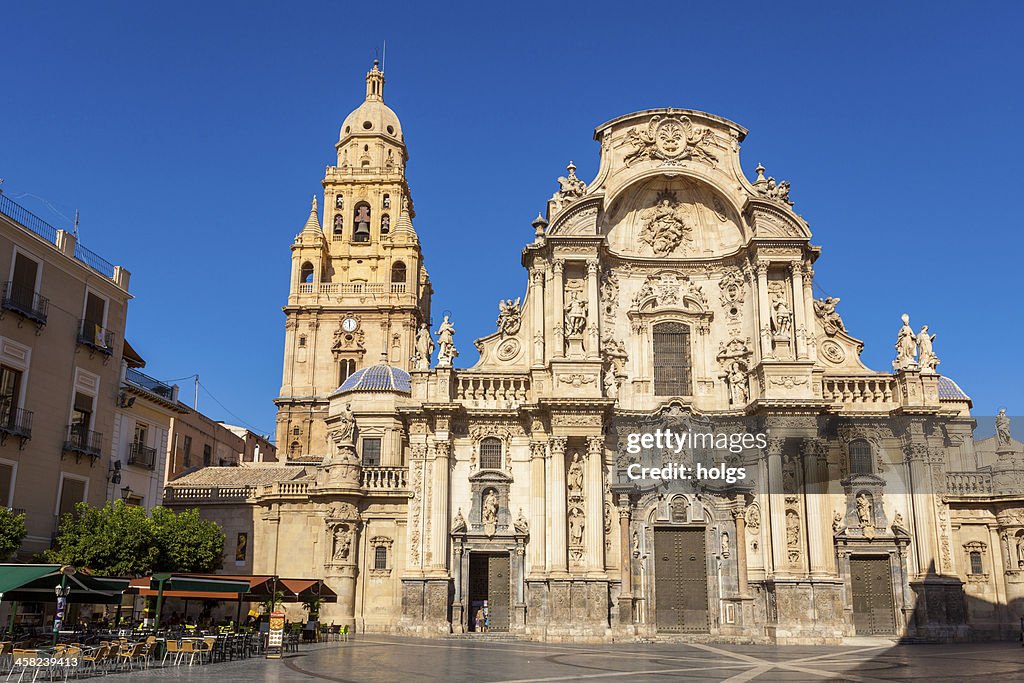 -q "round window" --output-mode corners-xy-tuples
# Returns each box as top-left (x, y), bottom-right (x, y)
(362, 121), (372, 129)
(386, 125), (394, 135)
(344, 126), (350, 133)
